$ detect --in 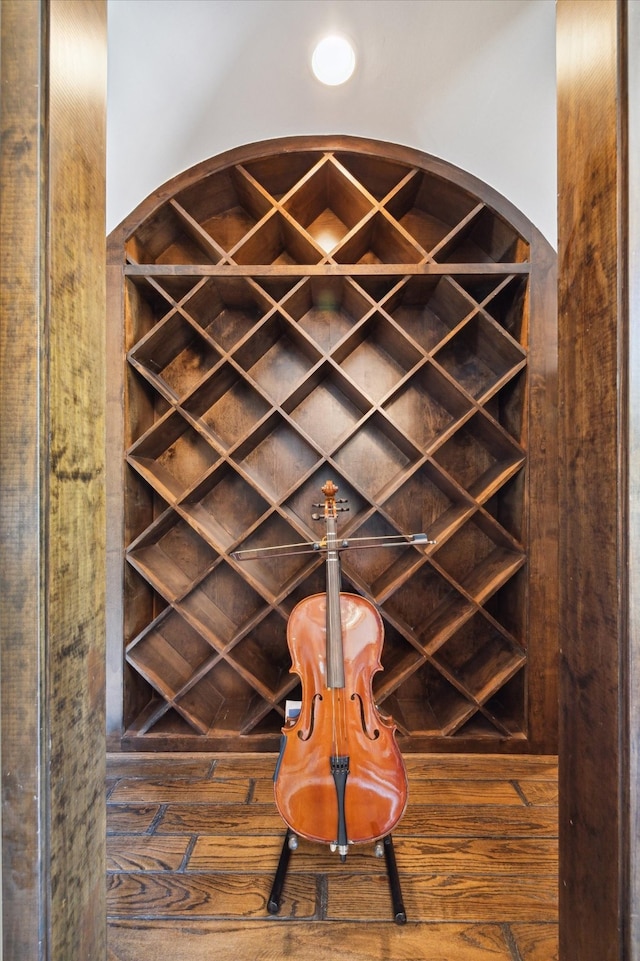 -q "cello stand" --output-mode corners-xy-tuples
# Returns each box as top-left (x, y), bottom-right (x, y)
(267, 830), (407, 925)
(381, 833), (407, 924)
